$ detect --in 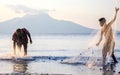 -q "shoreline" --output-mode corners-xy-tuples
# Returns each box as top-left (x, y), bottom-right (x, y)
(0, 73), (72, 75)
